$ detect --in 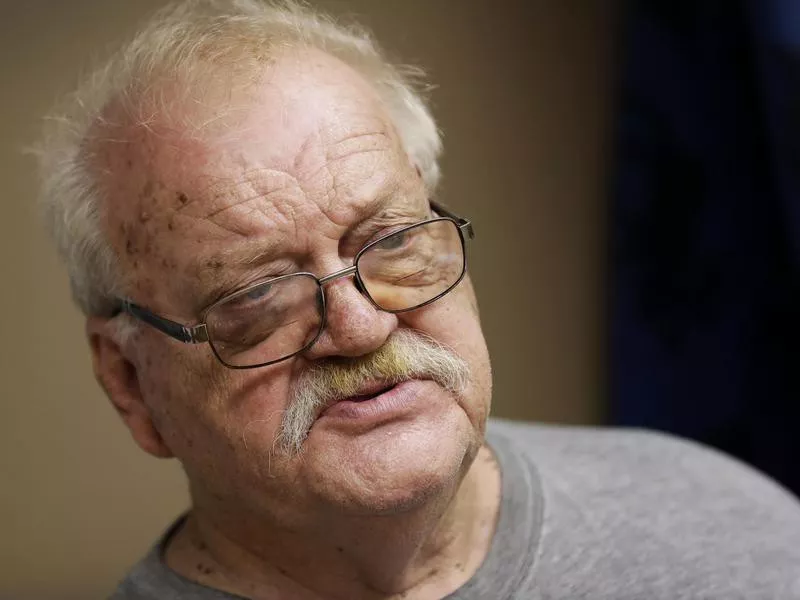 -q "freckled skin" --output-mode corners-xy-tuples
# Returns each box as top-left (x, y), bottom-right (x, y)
(87, 48), (496, 599)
